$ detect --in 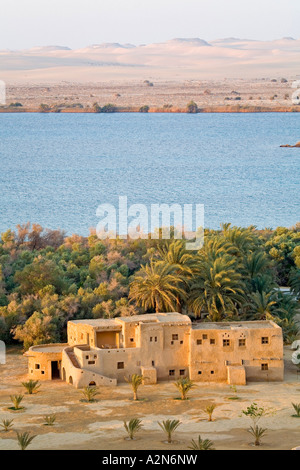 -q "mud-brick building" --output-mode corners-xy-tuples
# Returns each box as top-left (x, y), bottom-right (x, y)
(25, 312), (284, 388)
